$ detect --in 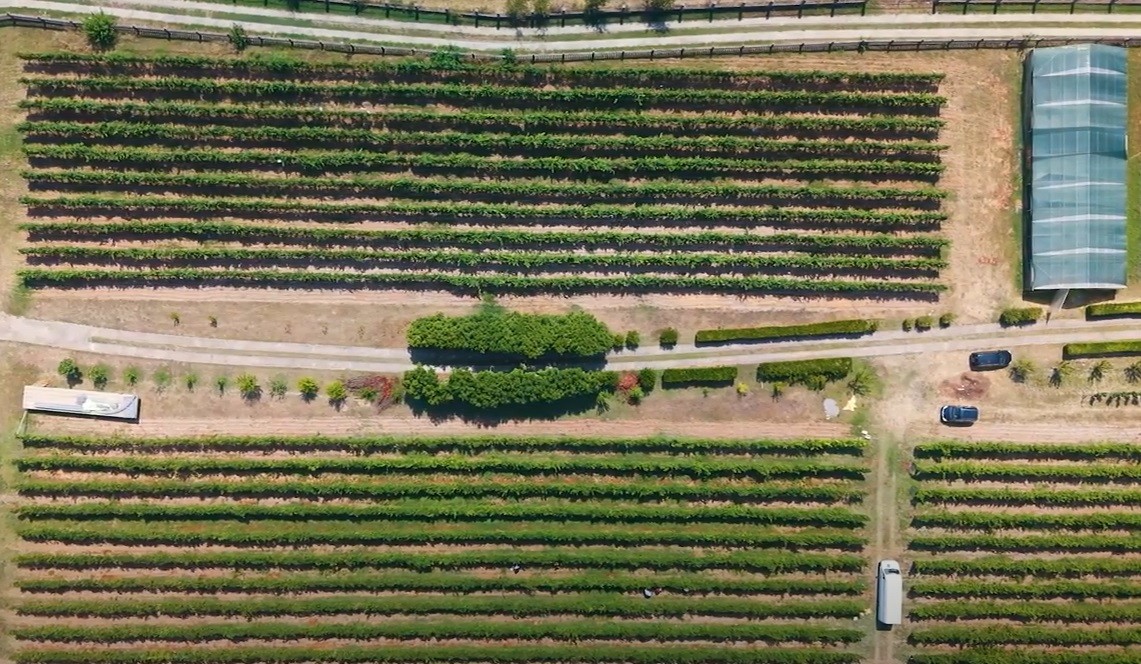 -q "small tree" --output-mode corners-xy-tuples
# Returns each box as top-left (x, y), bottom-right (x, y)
(506, 0), (529, 24)
(215, 374), (229, 396)
(1009, 359), (1036, 384)
(184, 371), (199, 391)
(658, 327), (679, 349)
(153, 367), (172, 393)
(770, 381), (787, 400)
(57, 358), (82, 386)
(270, 376), (288, 399)
(847, 368), (875, 396)
(236, 373), (261, 401)
(637, 368), (657, 394)
(229, 24), (250, 53)
(326, 380), (348, 406)
(1089, 360), (1111, 385)
(901, 318), (914, 332)
(298, 377), (320, 401)
(626, 385), (645, 405)
(83, 12), (118, 52)
(939, 313), (956, 328)
(735, 382), (749, 397)
(611, 333), (626, 351)
(284, 0), (302, 10)
(914, 315), (935, 332)
(208, 315), (219, 328)
(169, 312), (181, 326)
(644, 0), (673, 16)
(89, 363), (111, 390)
(350, 0), (367, 14)
(1049, 361), (1074, 388)
(625, 330), (640, 350)
(123, 366), (141, 387)
(1125, 361), (1141, 385)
